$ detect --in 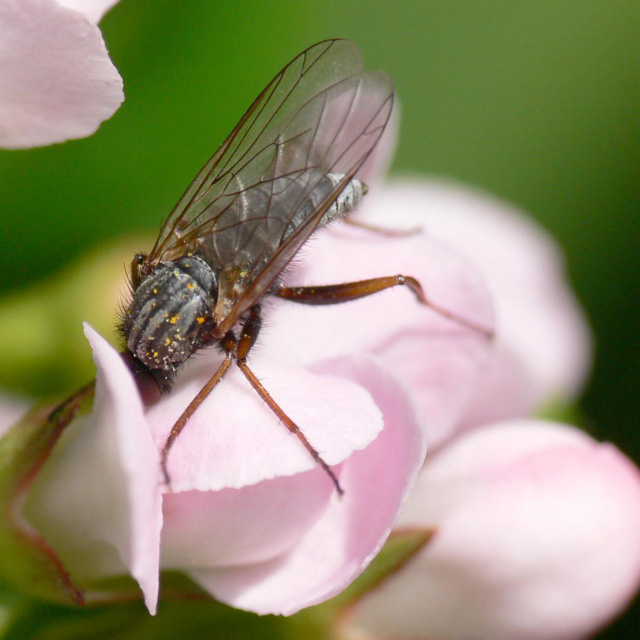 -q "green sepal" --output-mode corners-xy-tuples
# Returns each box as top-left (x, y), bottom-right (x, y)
(0, 529), (433, 640)
(536, 397), (586, 428)
(0, 571), (315, 640)
(0, 383), (95, 606)
(297, 527), (435, 638)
